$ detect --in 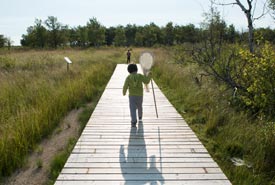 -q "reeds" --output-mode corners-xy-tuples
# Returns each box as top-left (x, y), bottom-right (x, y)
(152, 48), (275, 185)
(0, 49), (119, 176)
